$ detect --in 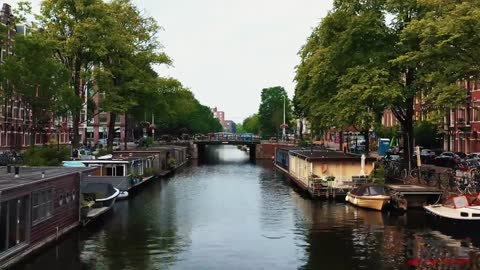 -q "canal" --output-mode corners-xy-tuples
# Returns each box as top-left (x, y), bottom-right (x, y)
(13, 146), (480, 269)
